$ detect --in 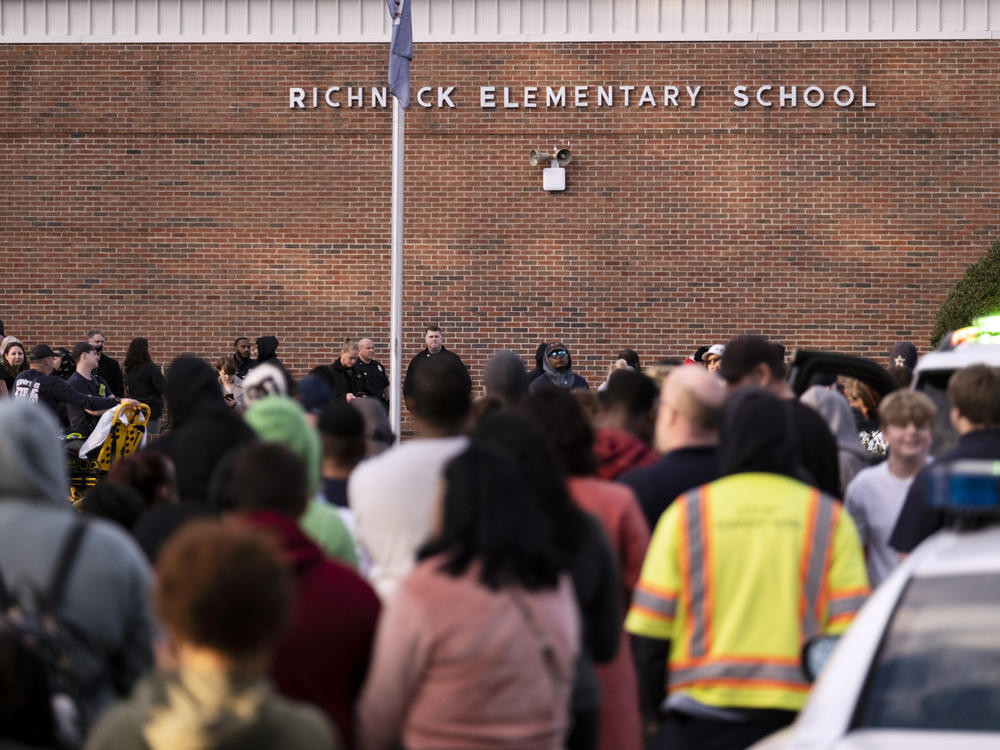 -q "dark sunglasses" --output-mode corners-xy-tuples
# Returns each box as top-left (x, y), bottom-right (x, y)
(547, 349), (568, 358)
